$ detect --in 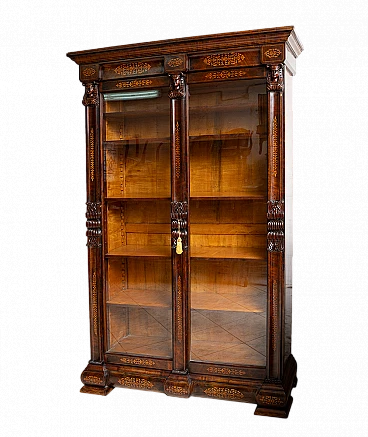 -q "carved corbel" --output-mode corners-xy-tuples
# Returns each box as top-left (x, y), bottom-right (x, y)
(86, 201), (102, 247)
(168, 73), (186, 99)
